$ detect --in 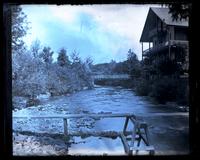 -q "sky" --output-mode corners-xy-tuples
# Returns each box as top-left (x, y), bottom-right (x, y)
(22, 4), (161, 64)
